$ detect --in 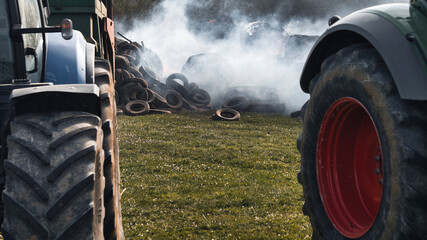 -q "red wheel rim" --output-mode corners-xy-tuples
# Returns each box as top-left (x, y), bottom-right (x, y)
(317, 97), (384, 238)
